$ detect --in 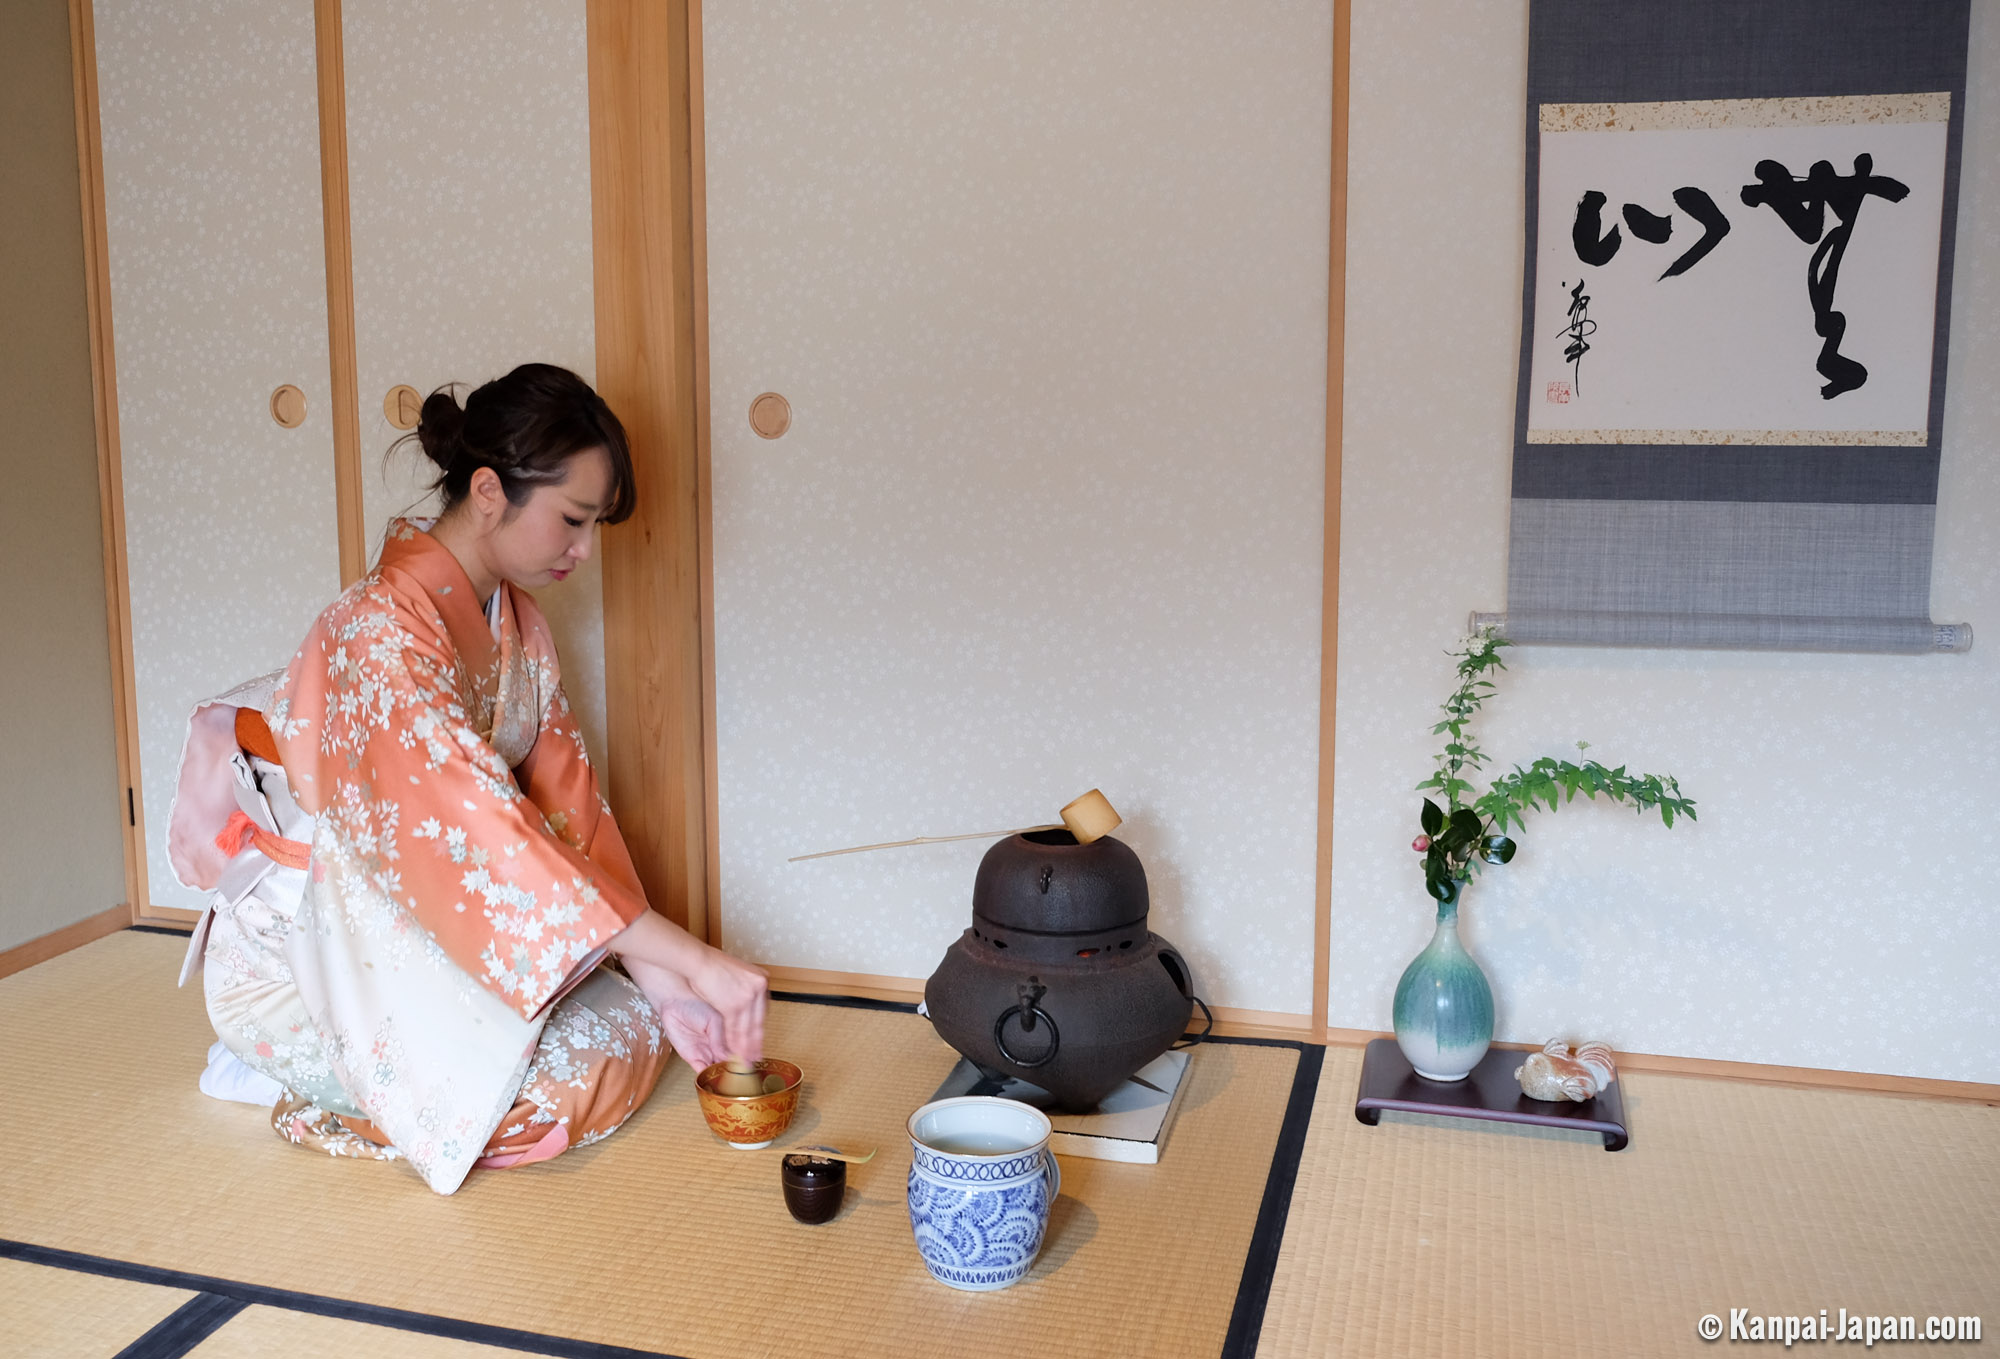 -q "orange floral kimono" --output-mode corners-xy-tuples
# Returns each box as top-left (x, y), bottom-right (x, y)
(181, 520), (668, 1194)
